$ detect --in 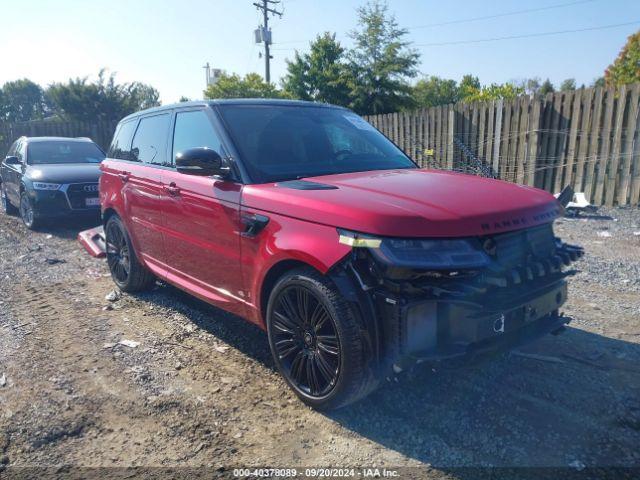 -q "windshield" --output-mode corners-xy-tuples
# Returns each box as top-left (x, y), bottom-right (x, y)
(27, 141), (105, 165)
(217, 105), (416, 183)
